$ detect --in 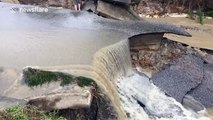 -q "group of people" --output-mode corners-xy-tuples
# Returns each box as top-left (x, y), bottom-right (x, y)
(72, 0), (98, 11)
